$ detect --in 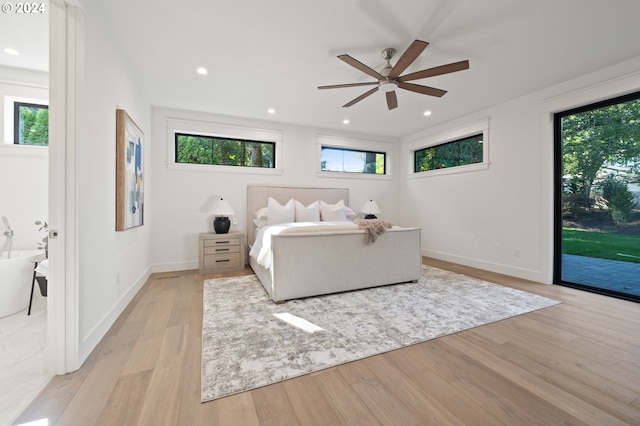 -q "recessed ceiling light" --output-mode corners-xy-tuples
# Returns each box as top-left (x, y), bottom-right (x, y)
(196, 67), (208, 75)
(267, 108), (275, 114)
(423, 110), (432, 117)
(343, 119), (350, 125)
(2, 48), (19, 56)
